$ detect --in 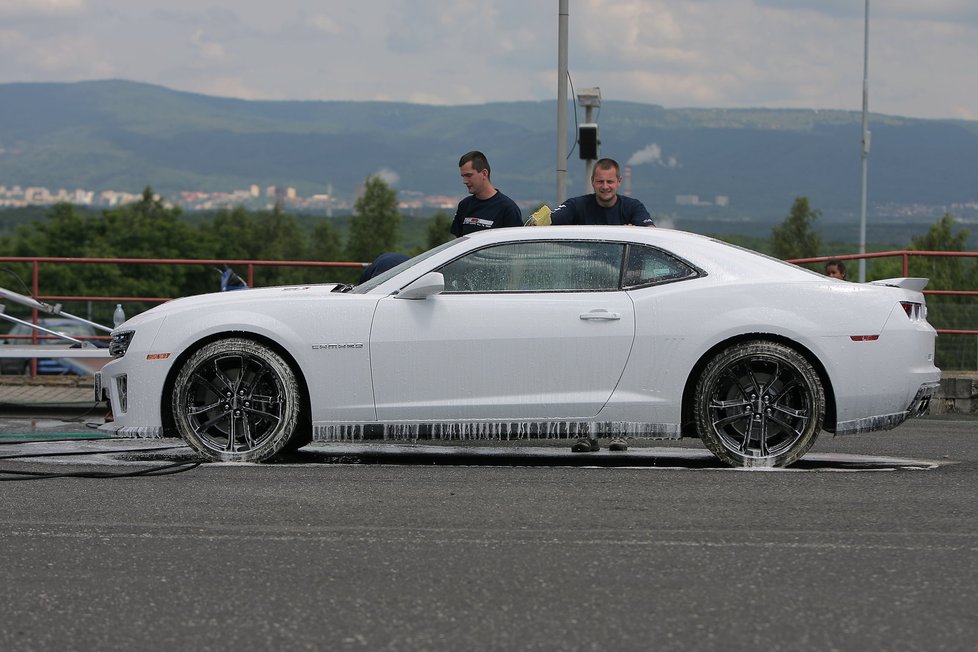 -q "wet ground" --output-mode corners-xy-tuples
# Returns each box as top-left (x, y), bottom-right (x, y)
(0, 410), (960, 472)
